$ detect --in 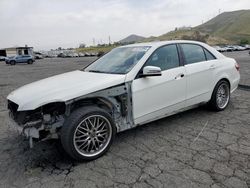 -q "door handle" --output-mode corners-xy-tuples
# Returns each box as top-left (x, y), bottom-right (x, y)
(175, 73), (185, 80)
(210, 64), (216, 69)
